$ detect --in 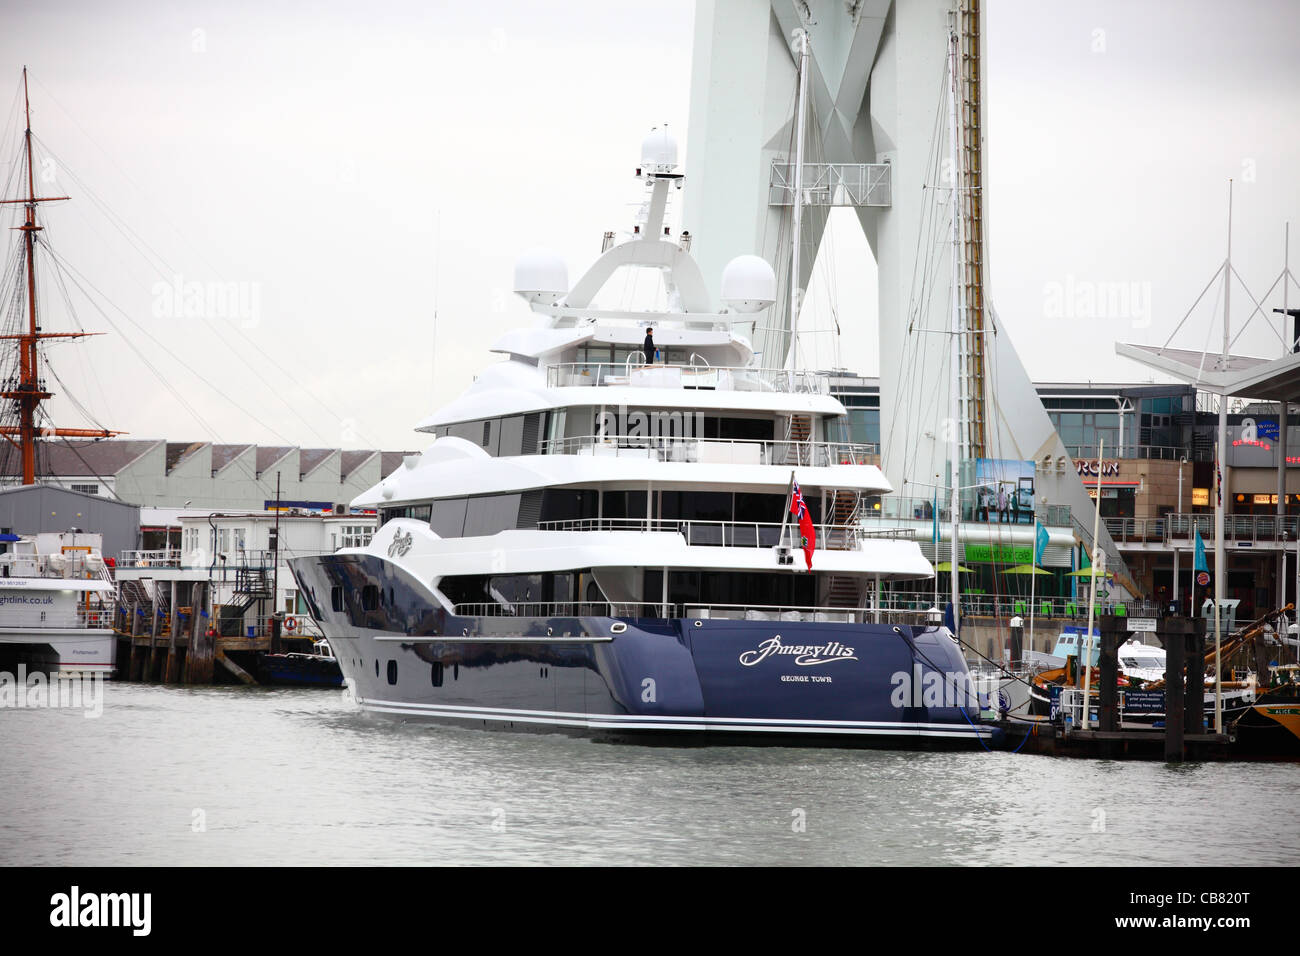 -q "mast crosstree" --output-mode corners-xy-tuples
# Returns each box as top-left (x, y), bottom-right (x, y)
(0, 67), (121, 484)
